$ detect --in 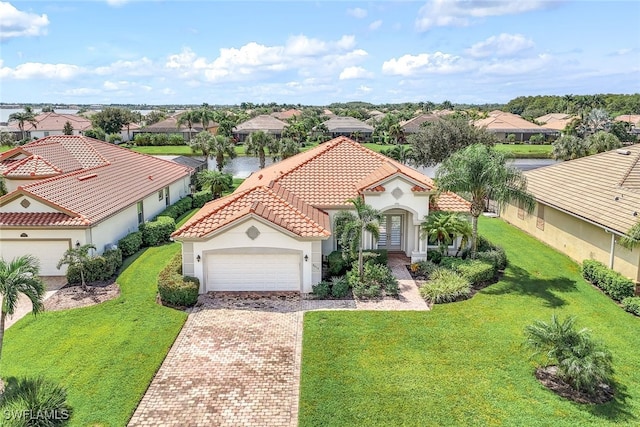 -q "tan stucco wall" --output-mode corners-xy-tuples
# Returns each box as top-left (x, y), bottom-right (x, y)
(503, 203), (640, 282)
